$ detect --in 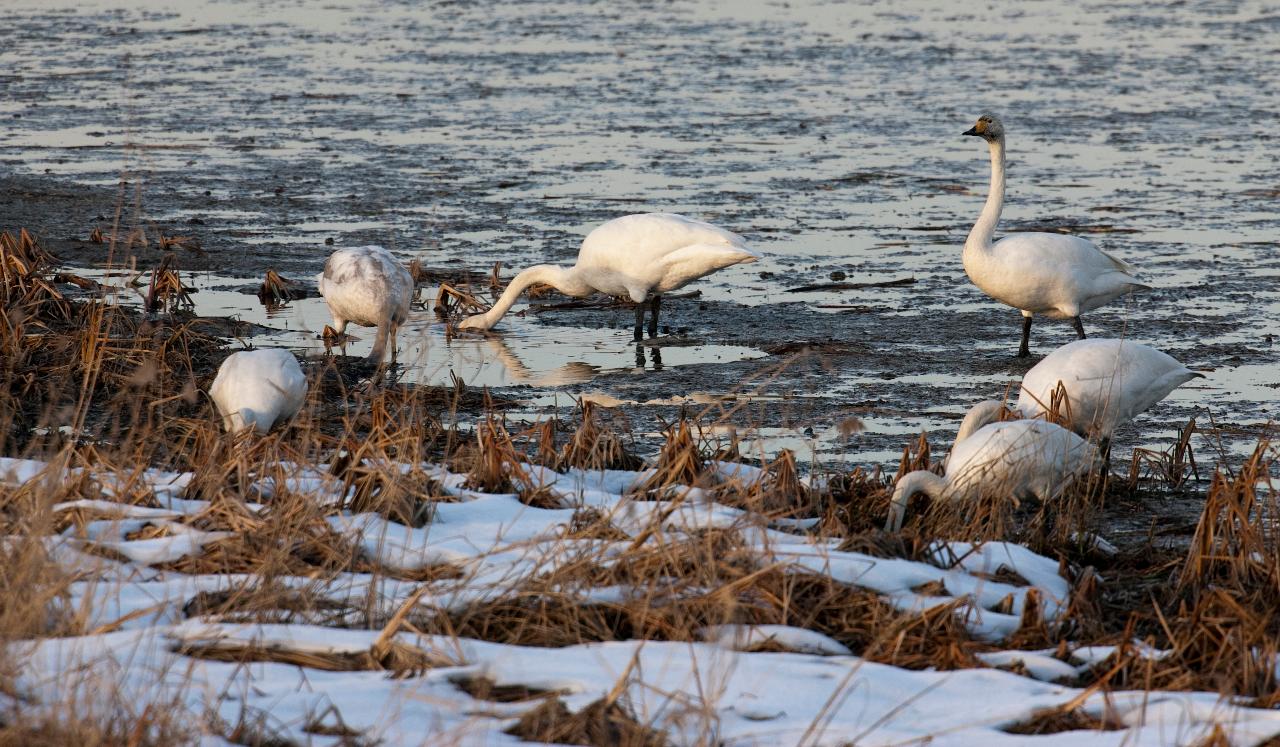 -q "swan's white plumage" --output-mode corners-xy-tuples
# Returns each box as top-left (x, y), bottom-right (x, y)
(1016, 338), (1200, 438)
(209, 349), (307, 435)
(887, 402), (1096, 532)
(965, 232), (1143, 319)
(318, 245), (413, 362)
(458, 213), (758, 331)
(962, 114), (1148, 352)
